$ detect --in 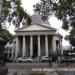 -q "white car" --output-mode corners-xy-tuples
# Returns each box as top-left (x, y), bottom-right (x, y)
(17, 57), (33, 62)
(41, 56), (50, 62)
